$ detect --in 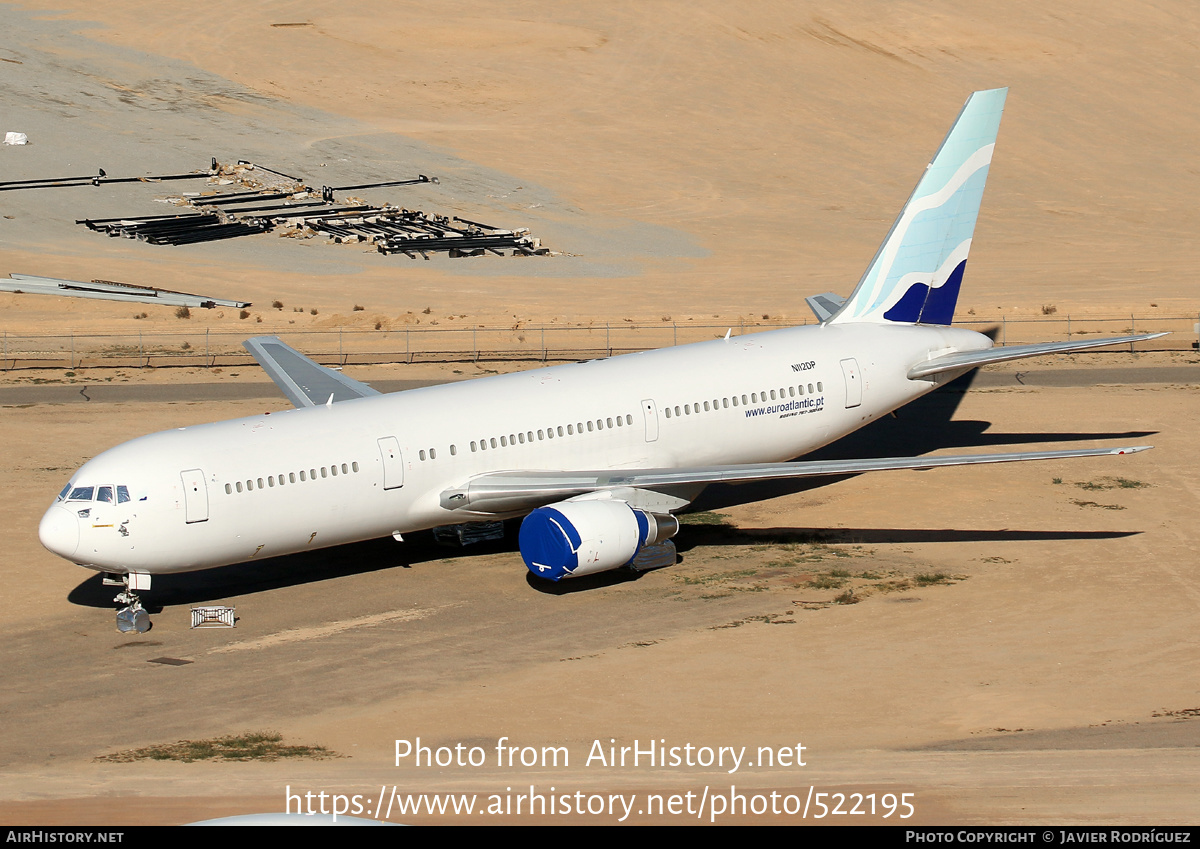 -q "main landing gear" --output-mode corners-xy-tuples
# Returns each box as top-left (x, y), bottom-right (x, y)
(103, 572), (152, 633)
